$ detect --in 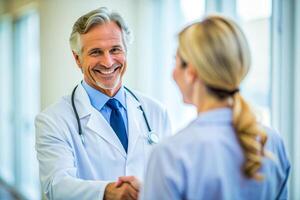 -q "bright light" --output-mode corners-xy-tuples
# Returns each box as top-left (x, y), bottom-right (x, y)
(180, 0), (205, 22)
(237, 0), (271, 21)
